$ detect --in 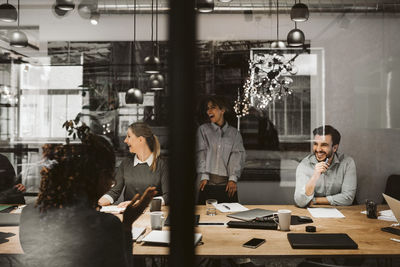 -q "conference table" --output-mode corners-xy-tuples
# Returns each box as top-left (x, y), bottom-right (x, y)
(0, 205), (399, 260)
